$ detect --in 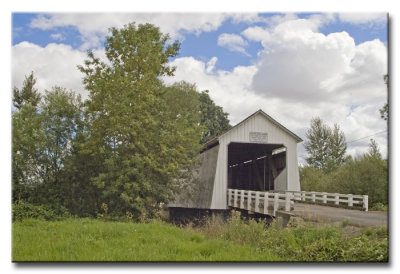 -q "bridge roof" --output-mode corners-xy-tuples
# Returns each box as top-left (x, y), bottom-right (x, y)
(203, 109), (303, 151)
